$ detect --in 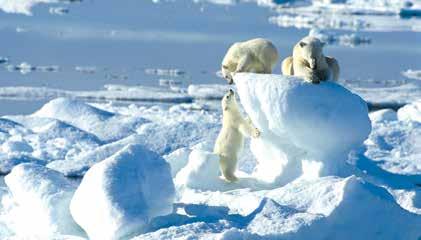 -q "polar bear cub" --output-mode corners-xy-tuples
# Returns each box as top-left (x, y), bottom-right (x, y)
(282, 36), (340, 84)
(214, 89), (260, 182)
(221, 38), (279, 84)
